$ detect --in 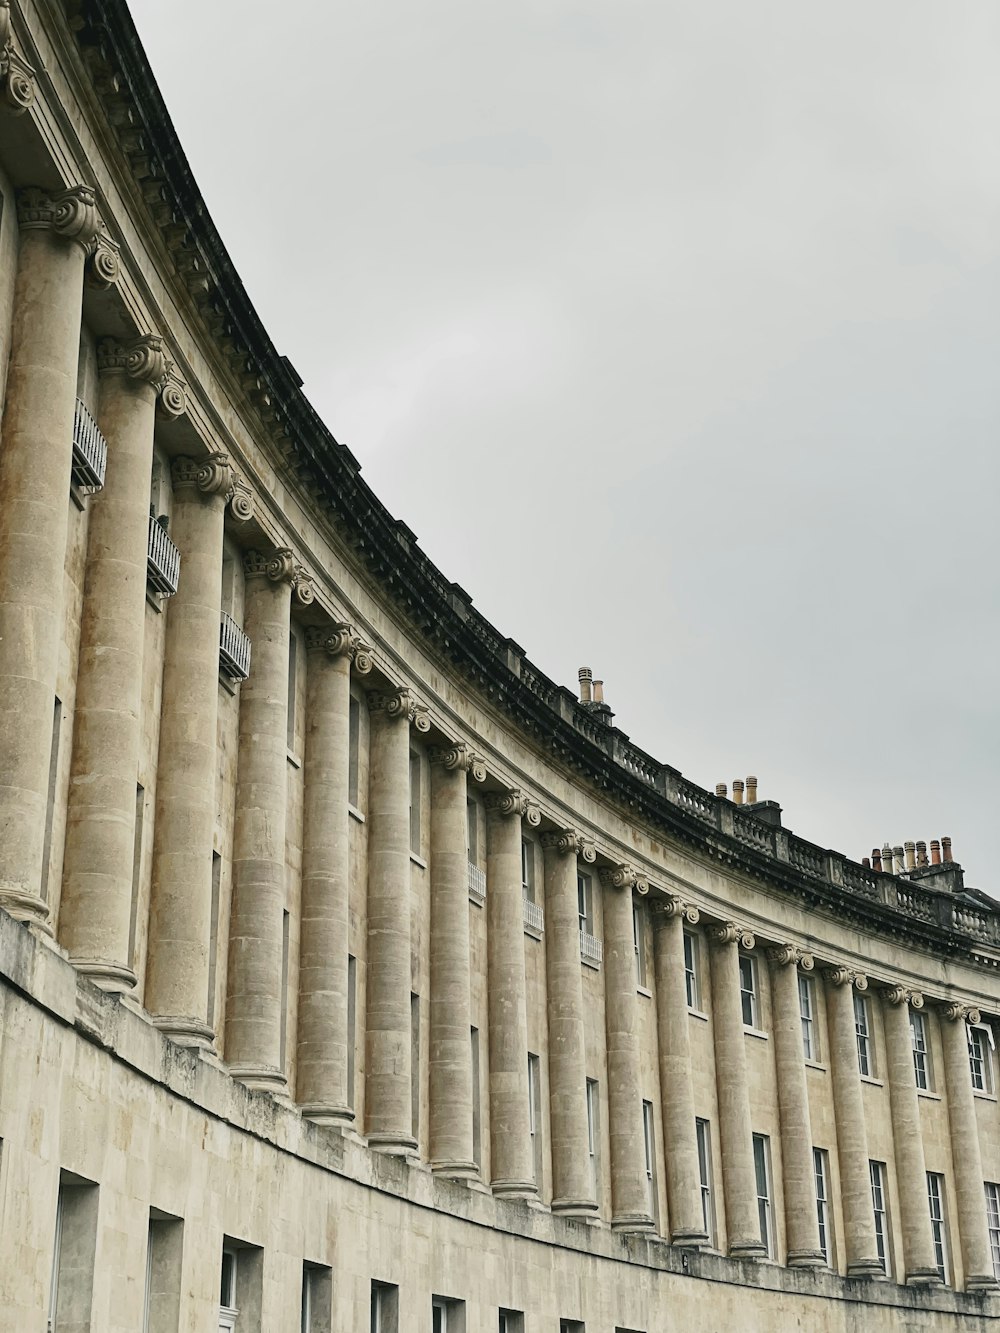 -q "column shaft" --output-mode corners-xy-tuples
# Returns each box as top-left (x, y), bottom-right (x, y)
(225, 563), (293, 1091)
(296, 637), (353, 1123)
(542, 833), (597, 1216)
(769, 951), (823, 1266)
(709, 931), (766, 1257)
(365, 691), (419, 1151)
(883, 993), (942, 1284)
(0, 204), (92, 924)
(941, 1007), (997, 1290)
(651, 903), (707, 1245)
(59, 341), (166, 989)
(602, 869), (654, 1233)
(485, 794), (535, 1197)
(145, 458), (231, 1047)
(428, 755), (476, 1176)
